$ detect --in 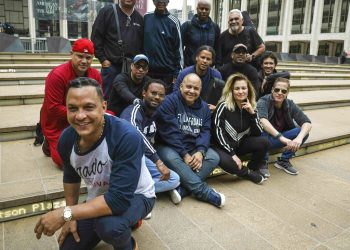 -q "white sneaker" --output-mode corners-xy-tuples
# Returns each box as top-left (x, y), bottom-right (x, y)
(144, 212), (152, 220)
(169, 189), (182, 204)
